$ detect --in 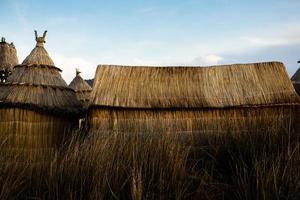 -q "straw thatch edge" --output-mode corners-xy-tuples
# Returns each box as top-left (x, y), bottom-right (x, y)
(1, 82), (76, 92)
(91, 62), (300, 108)
(89, 102), (300, 111)
(0, 102), (83, 116)
(97, 61), (285, 69)
(14, 64), (62, 72)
